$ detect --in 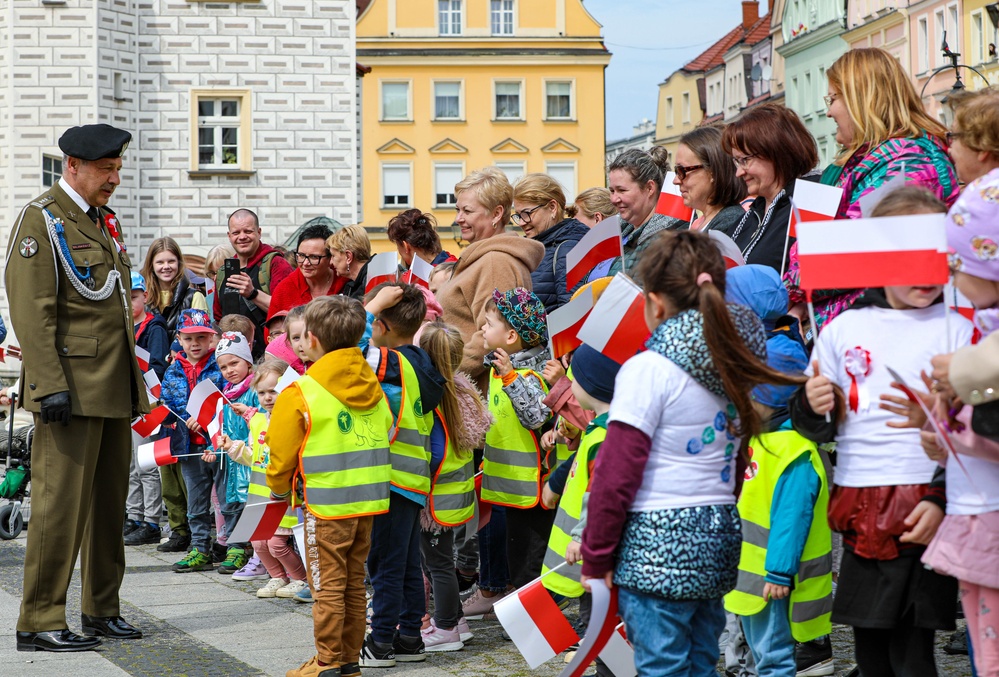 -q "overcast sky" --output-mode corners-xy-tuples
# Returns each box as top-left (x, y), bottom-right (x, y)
(585, 0), (763, 141)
